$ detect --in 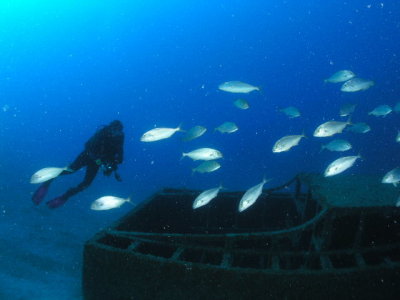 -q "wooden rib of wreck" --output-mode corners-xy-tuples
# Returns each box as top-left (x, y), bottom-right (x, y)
(83, 173), (400, 300)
